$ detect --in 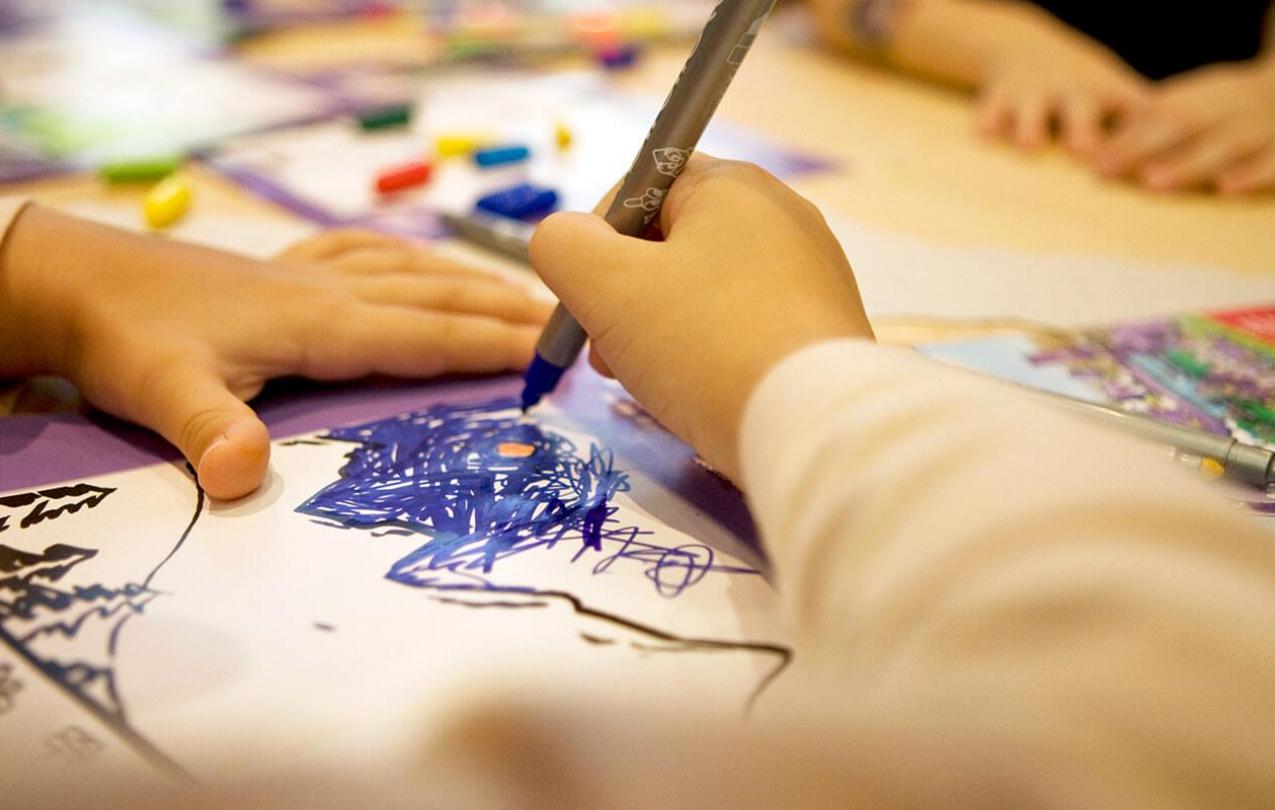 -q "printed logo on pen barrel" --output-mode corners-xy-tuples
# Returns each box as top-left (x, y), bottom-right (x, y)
(652, 147), (691, 177)
(622, 187), (668, 224)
